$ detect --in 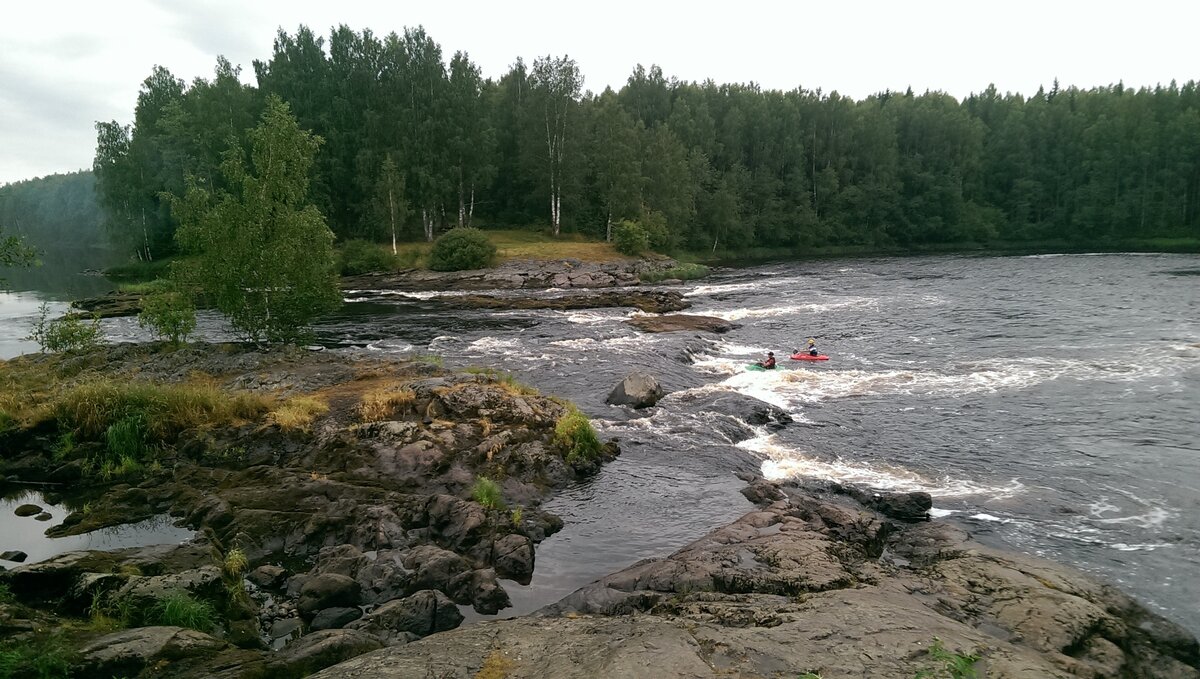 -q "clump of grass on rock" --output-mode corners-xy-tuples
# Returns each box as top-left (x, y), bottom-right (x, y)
(553, 406), (602, 464)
